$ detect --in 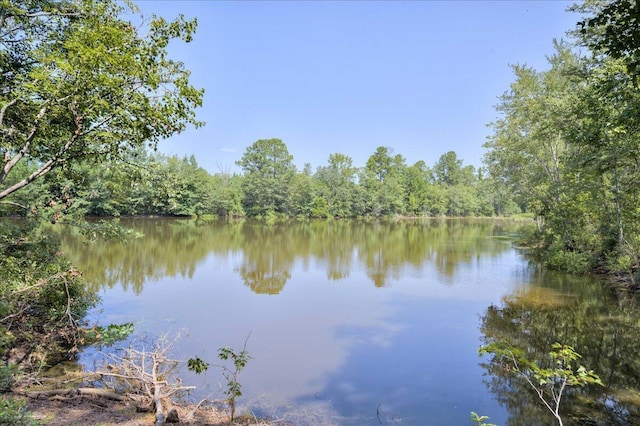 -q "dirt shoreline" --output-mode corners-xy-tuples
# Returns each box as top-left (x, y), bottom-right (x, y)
(15, 391), (283, 426)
